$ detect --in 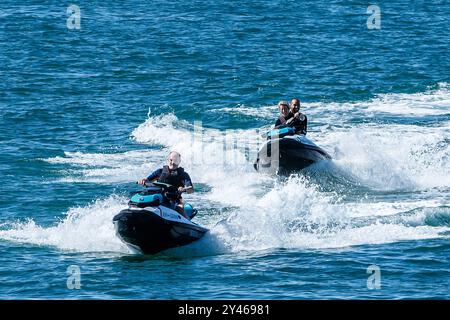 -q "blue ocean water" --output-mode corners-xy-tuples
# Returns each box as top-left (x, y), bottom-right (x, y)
(0, 0), (449, 299)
